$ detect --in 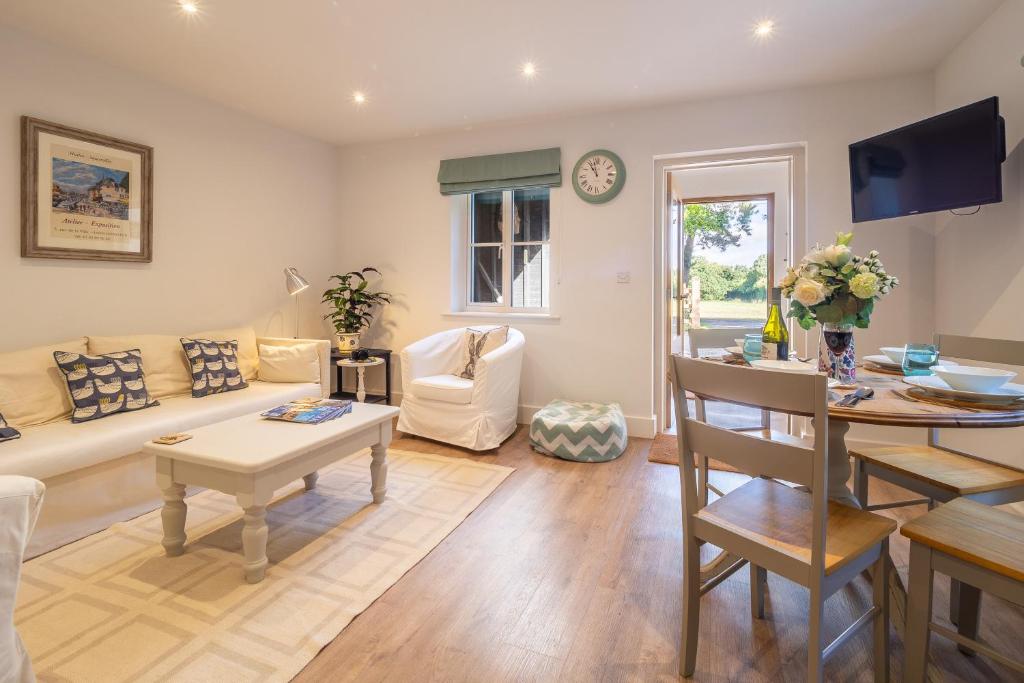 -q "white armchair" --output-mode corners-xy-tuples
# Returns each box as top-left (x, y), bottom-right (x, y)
(1, 476), (44, 683)
(397, 326), (525, 451)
